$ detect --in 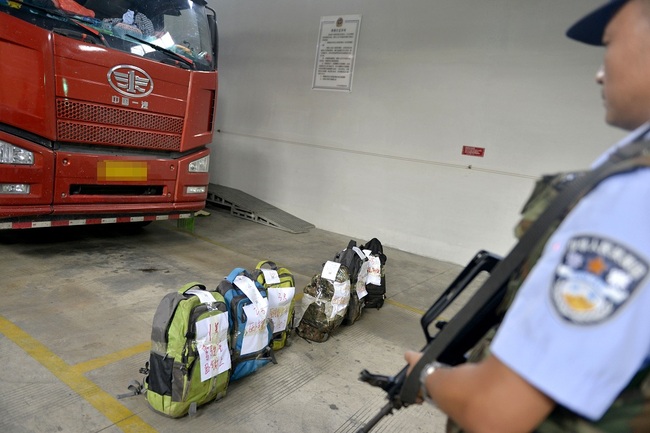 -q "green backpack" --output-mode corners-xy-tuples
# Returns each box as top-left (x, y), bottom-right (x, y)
(252, 260), (297, 351)
(145, 282), (231, 418)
